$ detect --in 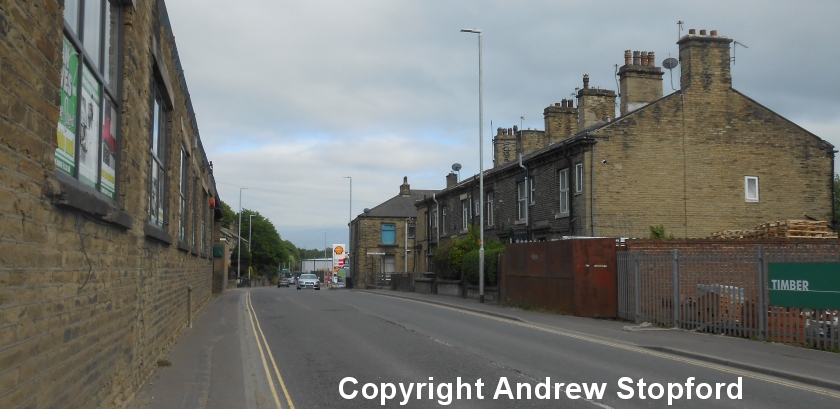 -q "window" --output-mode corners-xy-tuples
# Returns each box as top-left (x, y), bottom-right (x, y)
(530, 178), (536, 204)
(475, 200), (480, 218)
(407, 224), (416, 239)
(57, 0), (122, 198)
(178, 147), (187, 241)
(442, 207), (447, 234)
(517, 181), (527, 220)
(461, 199), (469, 230)
(745, 176), (759, 202)
(487, 192), (494, 226)
(201, 191), (207, 252)
(559, 168), (570, 214)
(381, 223), (396, 244)
(383, 255), (396, 275)
(575, 163), (583, 194)
(431, 209), (438, 236)
(148, 89), (166, 227)
(191, 175), (198, 247)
